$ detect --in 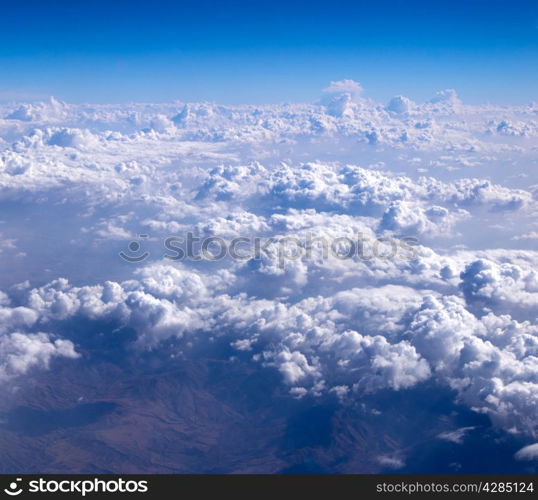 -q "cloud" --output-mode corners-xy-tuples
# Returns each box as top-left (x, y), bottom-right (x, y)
(6, 97), (67, 122)
(323, 80), (363, 97)
(0, 331), (78, 382)
(0, 83), (537, 447)
(386, 95), (415, 114)
(460, 259), (538, 319)
(429, 89), (462, 111)
(437, 426), (476, 444)
(377, 455), (405, 469)
(512, 231), (538, 241)
(405, 294), (538, 435)
(4, 256), (535, 437)
(515, 443), (538, 461)
(379, 201), (468, 237)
